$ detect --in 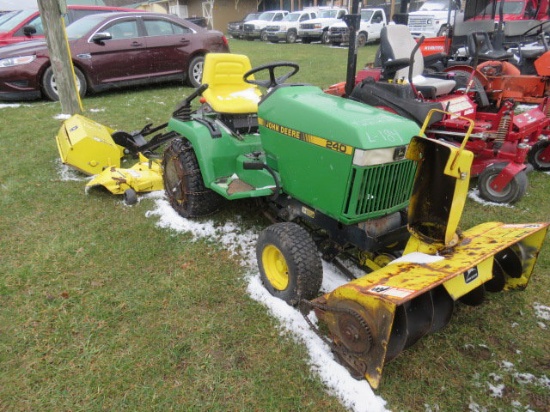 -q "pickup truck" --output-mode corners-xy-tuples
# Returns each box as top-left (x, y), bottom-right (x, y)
(407, 0), (462, 38)
(328, 8), (387, 46)
(243, 10), (289, 41)
(298, 7), (348, 44)
(265, 10), (318, 43)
